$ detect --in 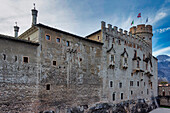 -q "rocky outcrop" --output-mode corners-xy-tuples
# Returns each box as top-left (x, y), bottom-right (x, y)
(64, 98), (158, 113)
